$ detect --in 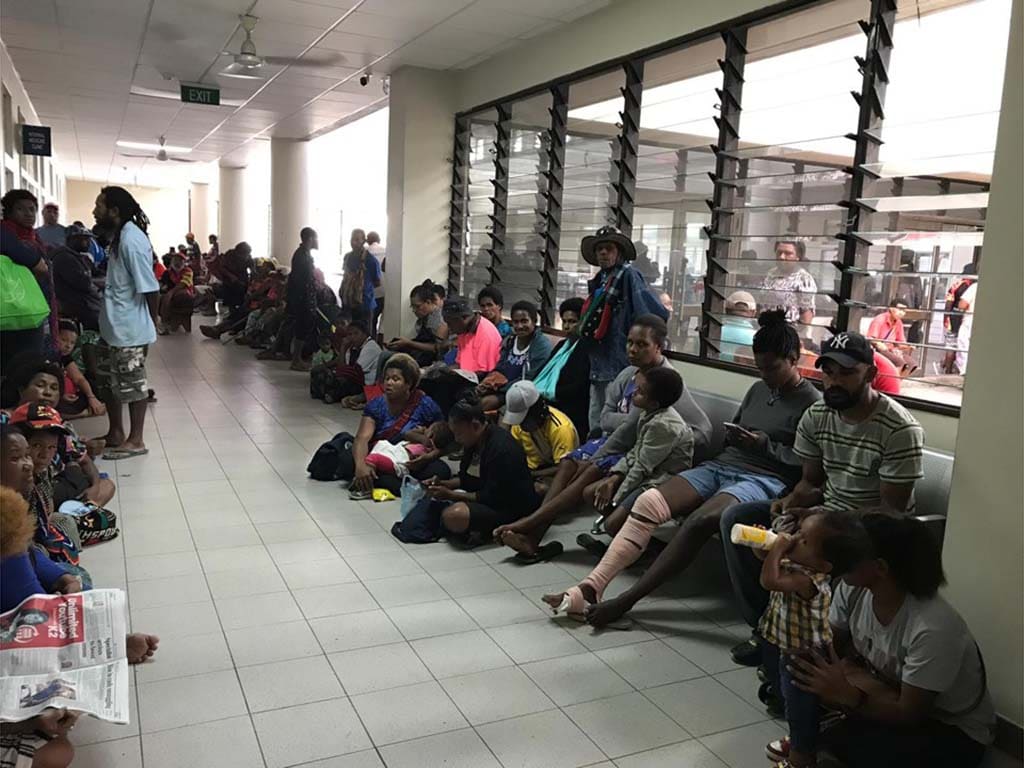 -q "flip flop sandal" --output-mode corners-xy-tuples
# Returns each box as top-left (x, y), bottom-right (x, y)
(102, 447), (149, 460)
(348, 488), (373, 501)
(513, 540), (563, 565)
